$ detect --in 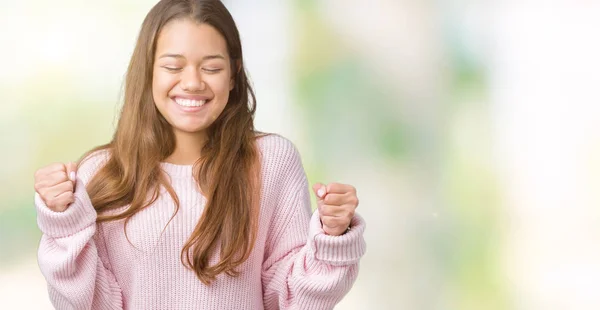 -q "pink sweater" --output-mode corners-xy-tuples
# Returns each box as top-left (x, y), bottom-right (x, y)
(35, 135), (366, 310)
